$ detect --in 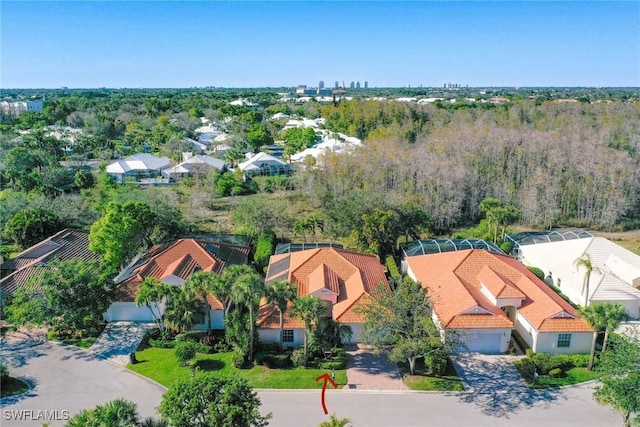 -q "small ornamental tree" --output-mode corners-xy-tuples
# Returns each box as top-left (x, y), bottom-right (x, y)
(159, 373), (271, 427)
(359, 277), (451, 376)
(175, 341), (198, 366)
(594, 332), (640, 427)
(5, 259), (113, 337)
